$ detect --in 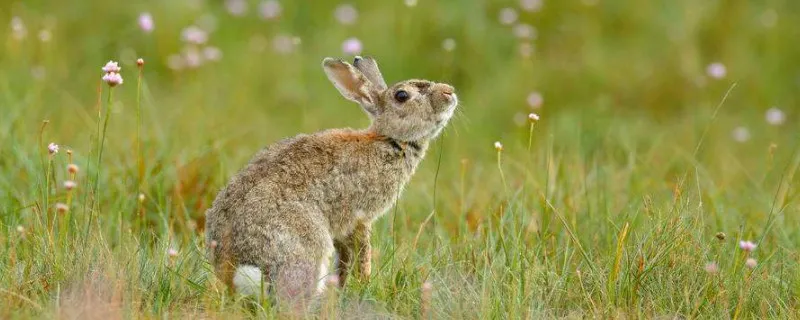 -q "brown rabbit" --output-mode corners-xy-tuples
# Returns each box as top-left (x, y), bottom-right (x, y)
(204, 56), (457, 303)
